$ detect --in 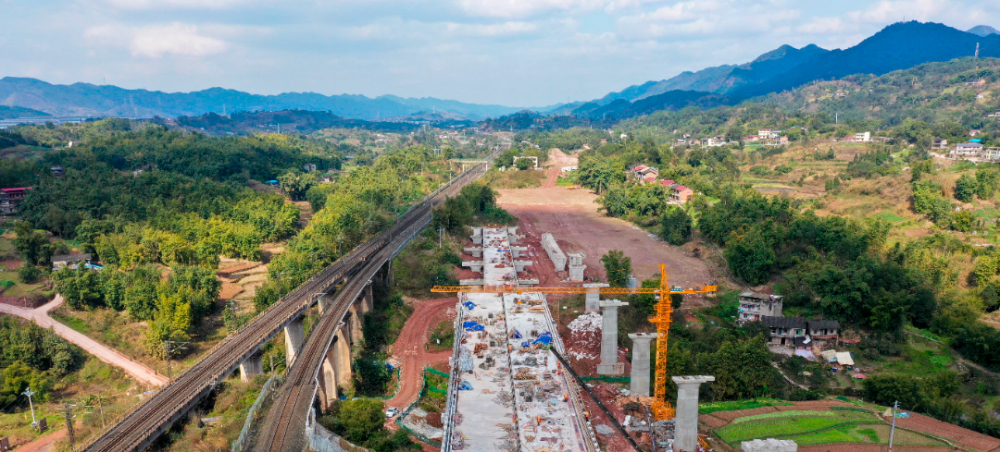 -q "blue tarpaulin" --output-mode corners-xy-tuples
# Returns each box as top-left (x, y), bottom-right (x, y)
(463, 301), (477, 310)
(521, 341), (531, 348)
(463, 321), (484, 331)
(458, 381), (474, 390)
(533, 332), (553, 346)
(510, 329), (522, 339)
